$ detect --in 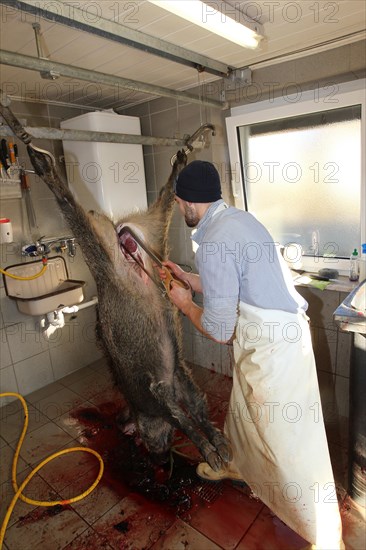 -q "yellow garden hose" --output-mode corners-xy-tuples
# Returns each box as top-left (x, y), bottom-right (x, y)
(0, 392), (104, 548)
(0, 260), (48, 280)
